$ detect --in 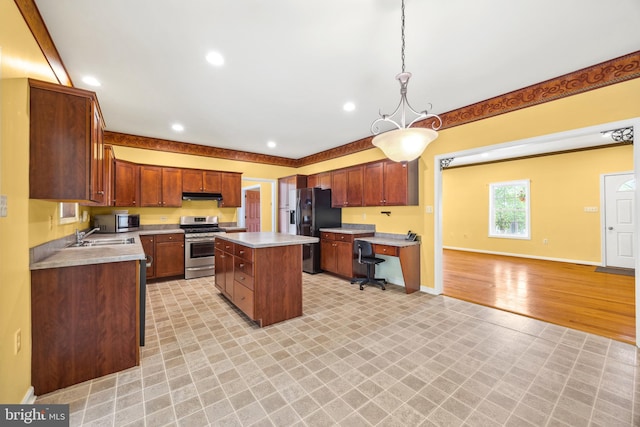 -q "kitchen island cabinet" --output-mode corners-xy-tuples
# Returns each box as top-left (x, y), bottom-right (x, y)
(214, 232), (318, 326)
(31, 261), (140, 395)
